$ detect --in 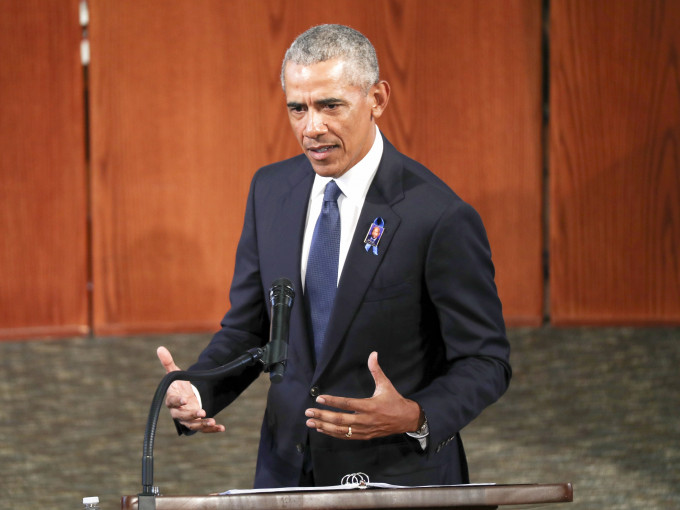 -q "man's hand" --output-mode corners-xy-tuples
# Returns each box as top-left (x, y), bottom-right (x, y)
(156, 346), (225, 433)
(304, 351), (422, 440)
